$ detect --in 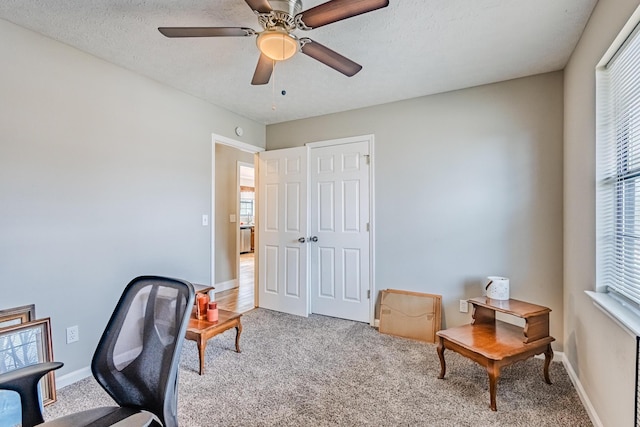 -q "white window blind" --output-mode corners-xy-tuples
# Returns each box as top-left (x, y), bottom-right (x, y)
(597, 22), (640, 306)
